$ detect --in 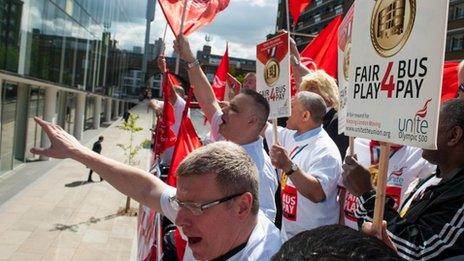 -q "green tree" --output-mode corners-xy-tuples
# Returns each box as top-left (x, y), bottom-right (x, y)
(116, 113), (143, 213)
